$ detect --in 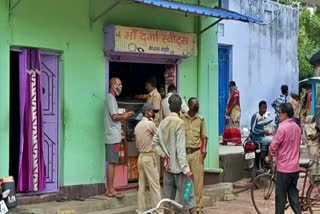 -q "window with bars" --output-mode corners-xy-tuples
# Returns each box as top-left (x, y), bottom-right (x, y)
(219, 0), (229, 9)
